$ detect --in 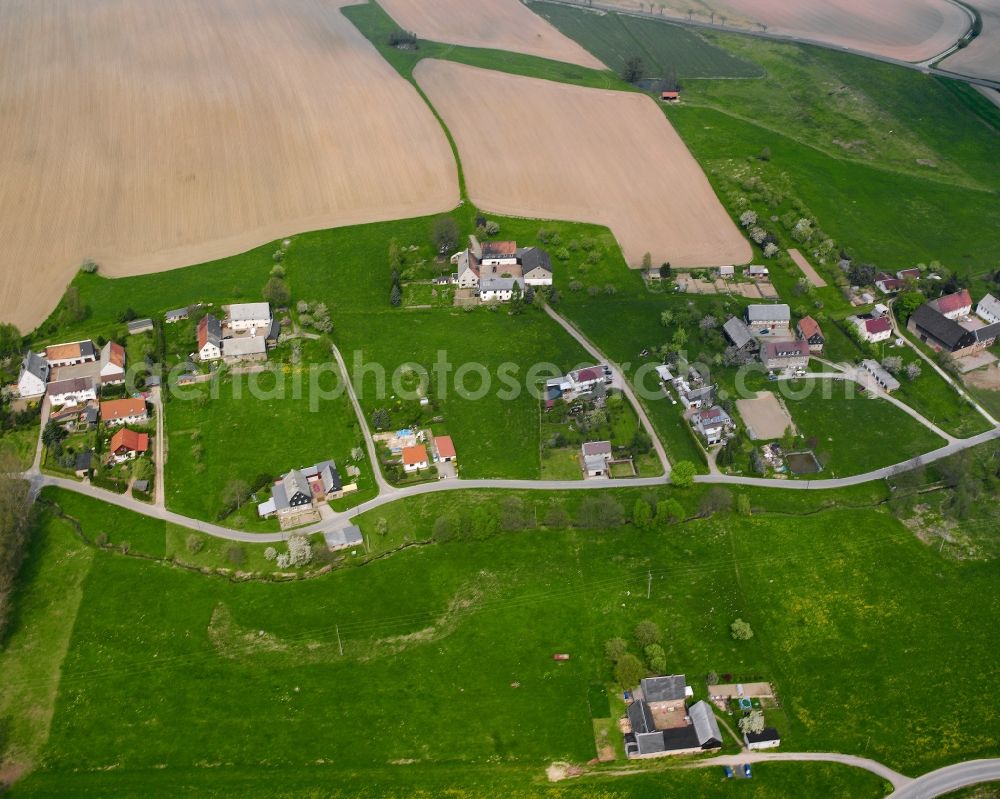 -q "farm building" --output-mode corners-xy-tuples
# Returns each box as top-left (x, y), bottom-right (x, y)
(222, 335), (267, 364)
(722, 317), (759, 363)
(127, 318), (154, 335)
(717, 265), (735, 278)
(99, 342), (127, 384)
(17, 352), (50, 397)
(875, 273), (904, 294)
(46, 376), (98, 407)
(796, 316), (825, 353)
(227, 302), (272, 333)
(100, 398), (148, 427)
(258, 460), (343, 525)
(640, 675), (691, 706)
(745, 728), (781, 751)
(624, 699), (722, 759)
(908, 304), (979, 355)
(746, 304), (790, 336)
(746, 265), (769, 279)
(762, 340), (810, 372)
(455, 235), (552, 297)
(45, 340), (96, 368)
(165, 307), (190, 323)
(323, 525), (364, 552)
(479, 276), (525, 303)
(929, 289), (972, 320)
